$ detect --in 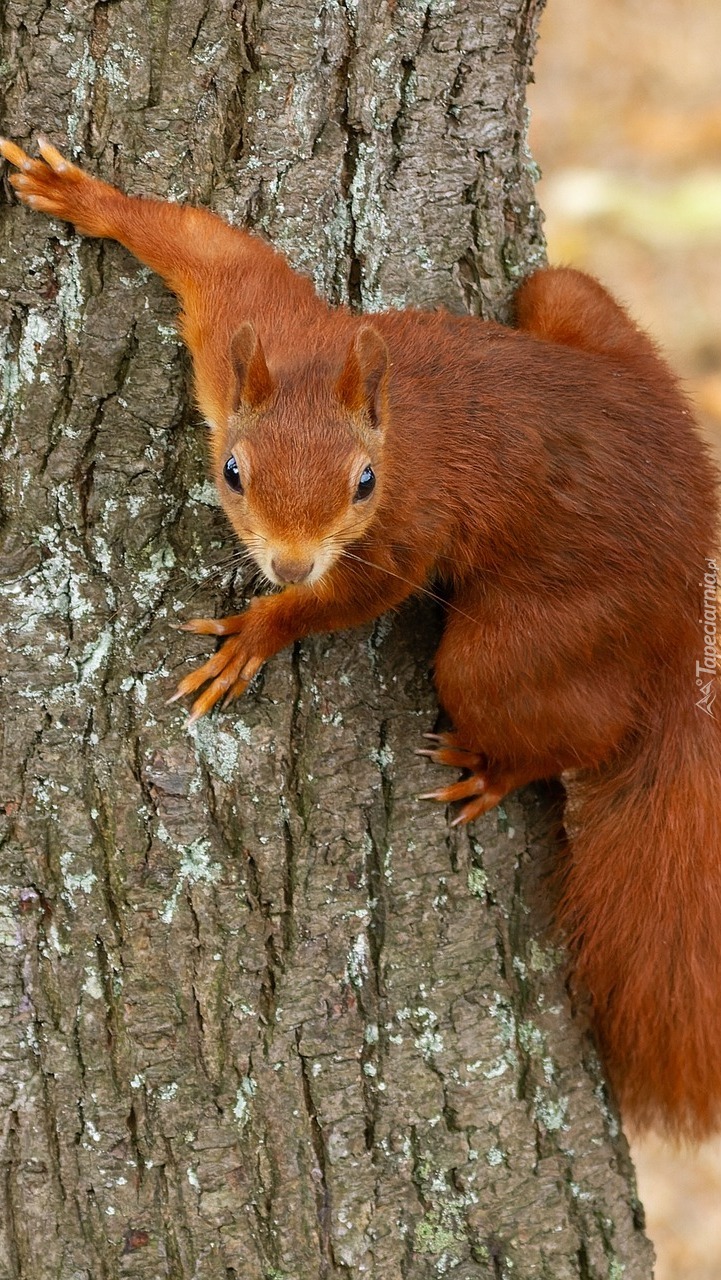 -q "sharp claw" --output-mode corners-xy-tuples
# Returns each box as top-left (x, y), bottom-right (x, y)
(179, 617), (230, 636)
(175, 621), (209, 633)
(457, 788), (507, 824)
(418, 789), (448, 802)
(187, 696), (210, 724)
